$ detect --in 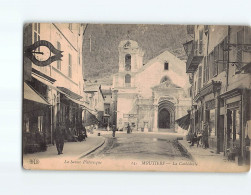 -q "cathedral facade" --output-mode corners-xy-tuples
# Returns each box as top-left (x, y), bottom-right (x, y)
(112, 40), (191, 132)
